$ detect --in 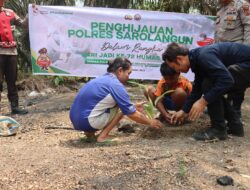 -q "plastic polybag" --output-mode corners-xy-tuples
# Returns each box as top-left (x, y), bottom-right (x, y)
(0, 116), (20, 137)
